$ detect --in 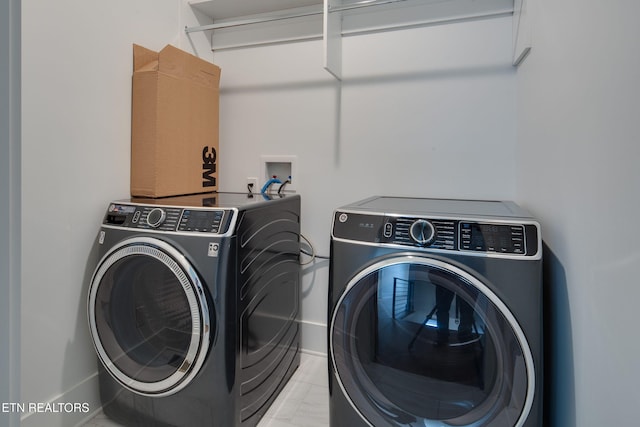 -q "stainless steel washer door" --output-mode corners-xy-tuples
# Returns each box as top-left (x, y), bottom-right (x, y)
(88, 237), (212, 397)
(330, 256), (535, 427)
